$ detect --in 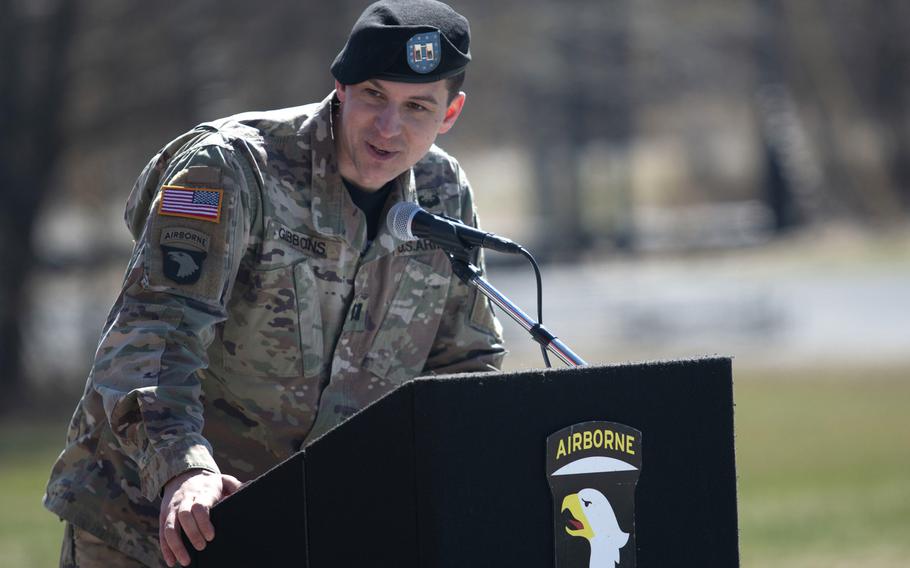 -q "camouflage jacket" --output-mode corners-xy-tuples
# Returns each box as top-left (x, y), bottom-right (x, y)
(44, 92), (505, 566)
